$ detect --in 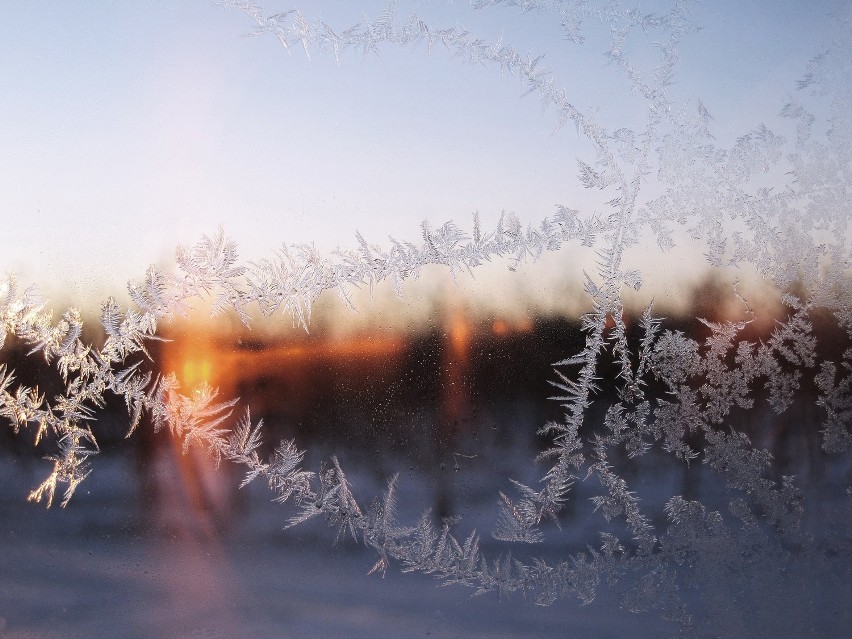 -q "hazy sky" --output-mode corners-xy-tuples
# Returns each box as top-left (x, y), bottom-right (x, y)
(0, 0), (845, 309)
